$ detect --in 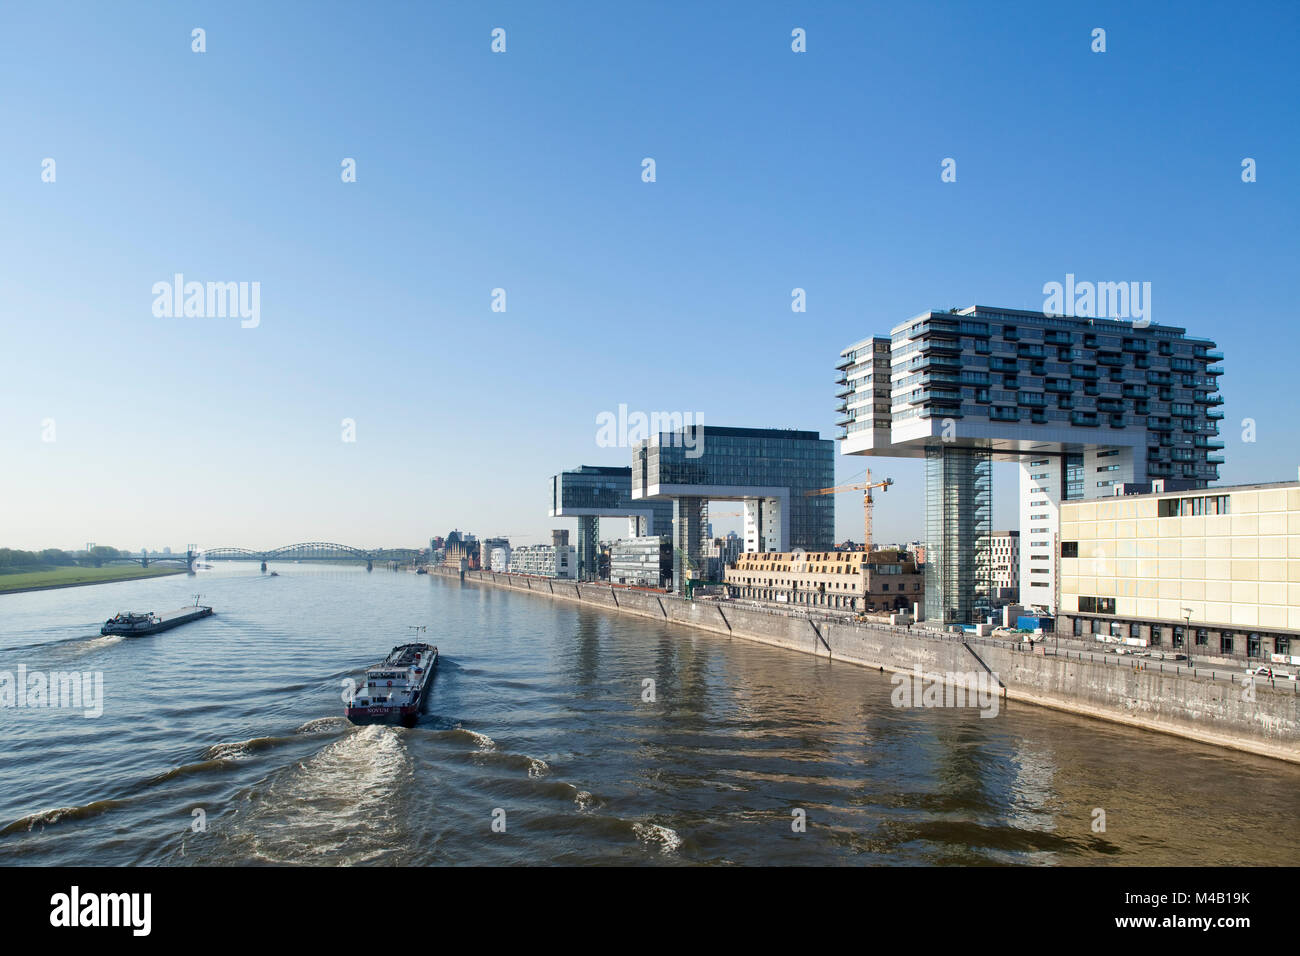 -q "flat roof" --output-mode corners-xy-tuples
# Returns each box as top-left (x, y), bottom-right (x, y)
(560, 465), (631, 476)
(888, 305), (1213, 343)
(1070, 479), (1298, 501)
(657, 425), (825, 442)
